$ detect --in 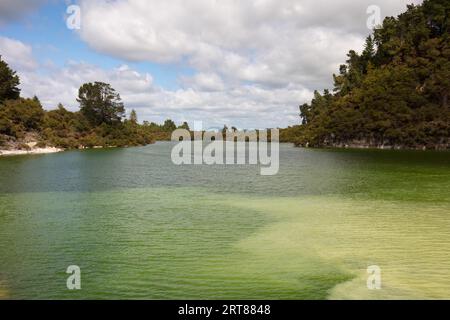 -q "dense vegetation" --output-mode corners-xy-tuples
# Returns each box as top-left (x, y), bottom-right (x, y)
(0, 58), (185, 150)
(2, 0), (448, 151)
(283, 0), (449, 149)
